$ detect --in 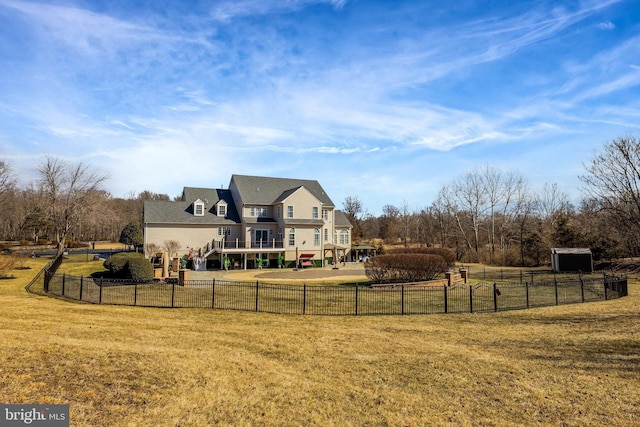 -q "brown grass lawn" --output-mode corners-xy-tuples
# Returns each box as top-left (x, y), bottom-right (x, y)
(0, 256), (639, 426)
